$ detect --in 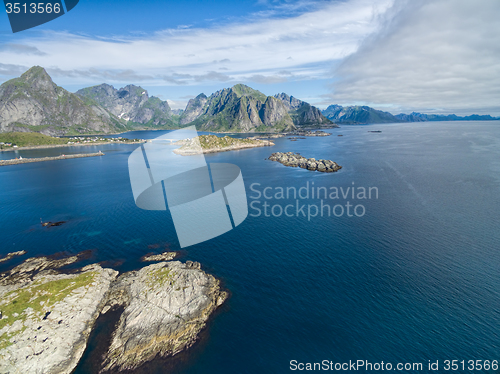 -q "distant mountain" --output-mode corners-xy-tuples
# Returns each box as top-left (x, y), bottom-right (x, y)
(395, 112), (499, 122)
(180, 93), (208, 125)
(76, 84), (177, 128)
(322, 104), (499, 124)
(0, 66), (126, 136)
(180, 84), (332, 132)
(322, 105), (401, 124)
(171, 109), (184, 116)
